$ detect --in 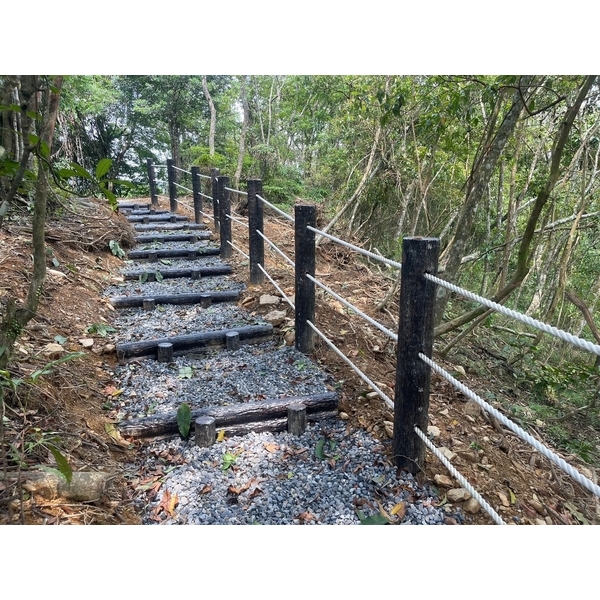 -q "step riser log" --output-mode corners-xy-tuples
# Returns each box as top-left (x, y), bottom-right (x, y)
(122, 266), (232, 281)
(109, 289), (240, 309)
(127, 248), (220, 260)
(116, 323), (273, 360)
(119, 393), (338, 438)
